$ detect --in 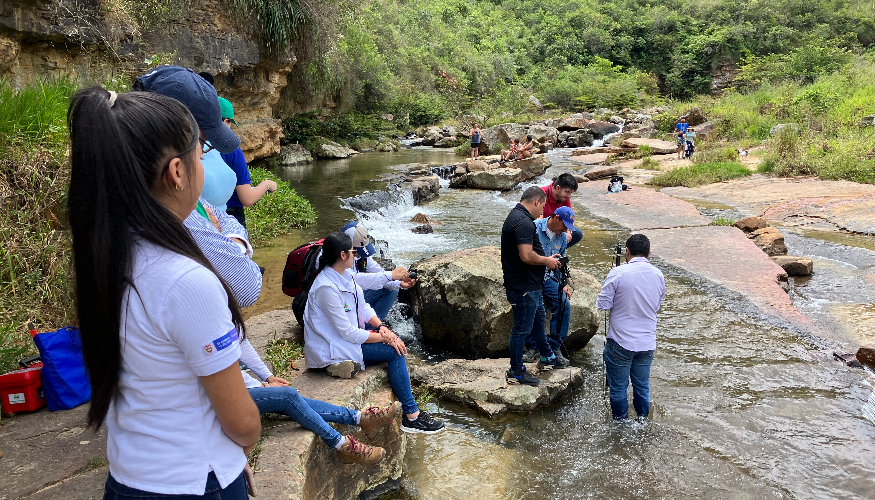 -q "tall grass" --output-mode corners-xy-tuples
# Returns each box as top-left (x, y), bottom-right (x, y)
(649, 161), (752, 188)
(0, 78), (76, 374)
(245, 168), (317, 246)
